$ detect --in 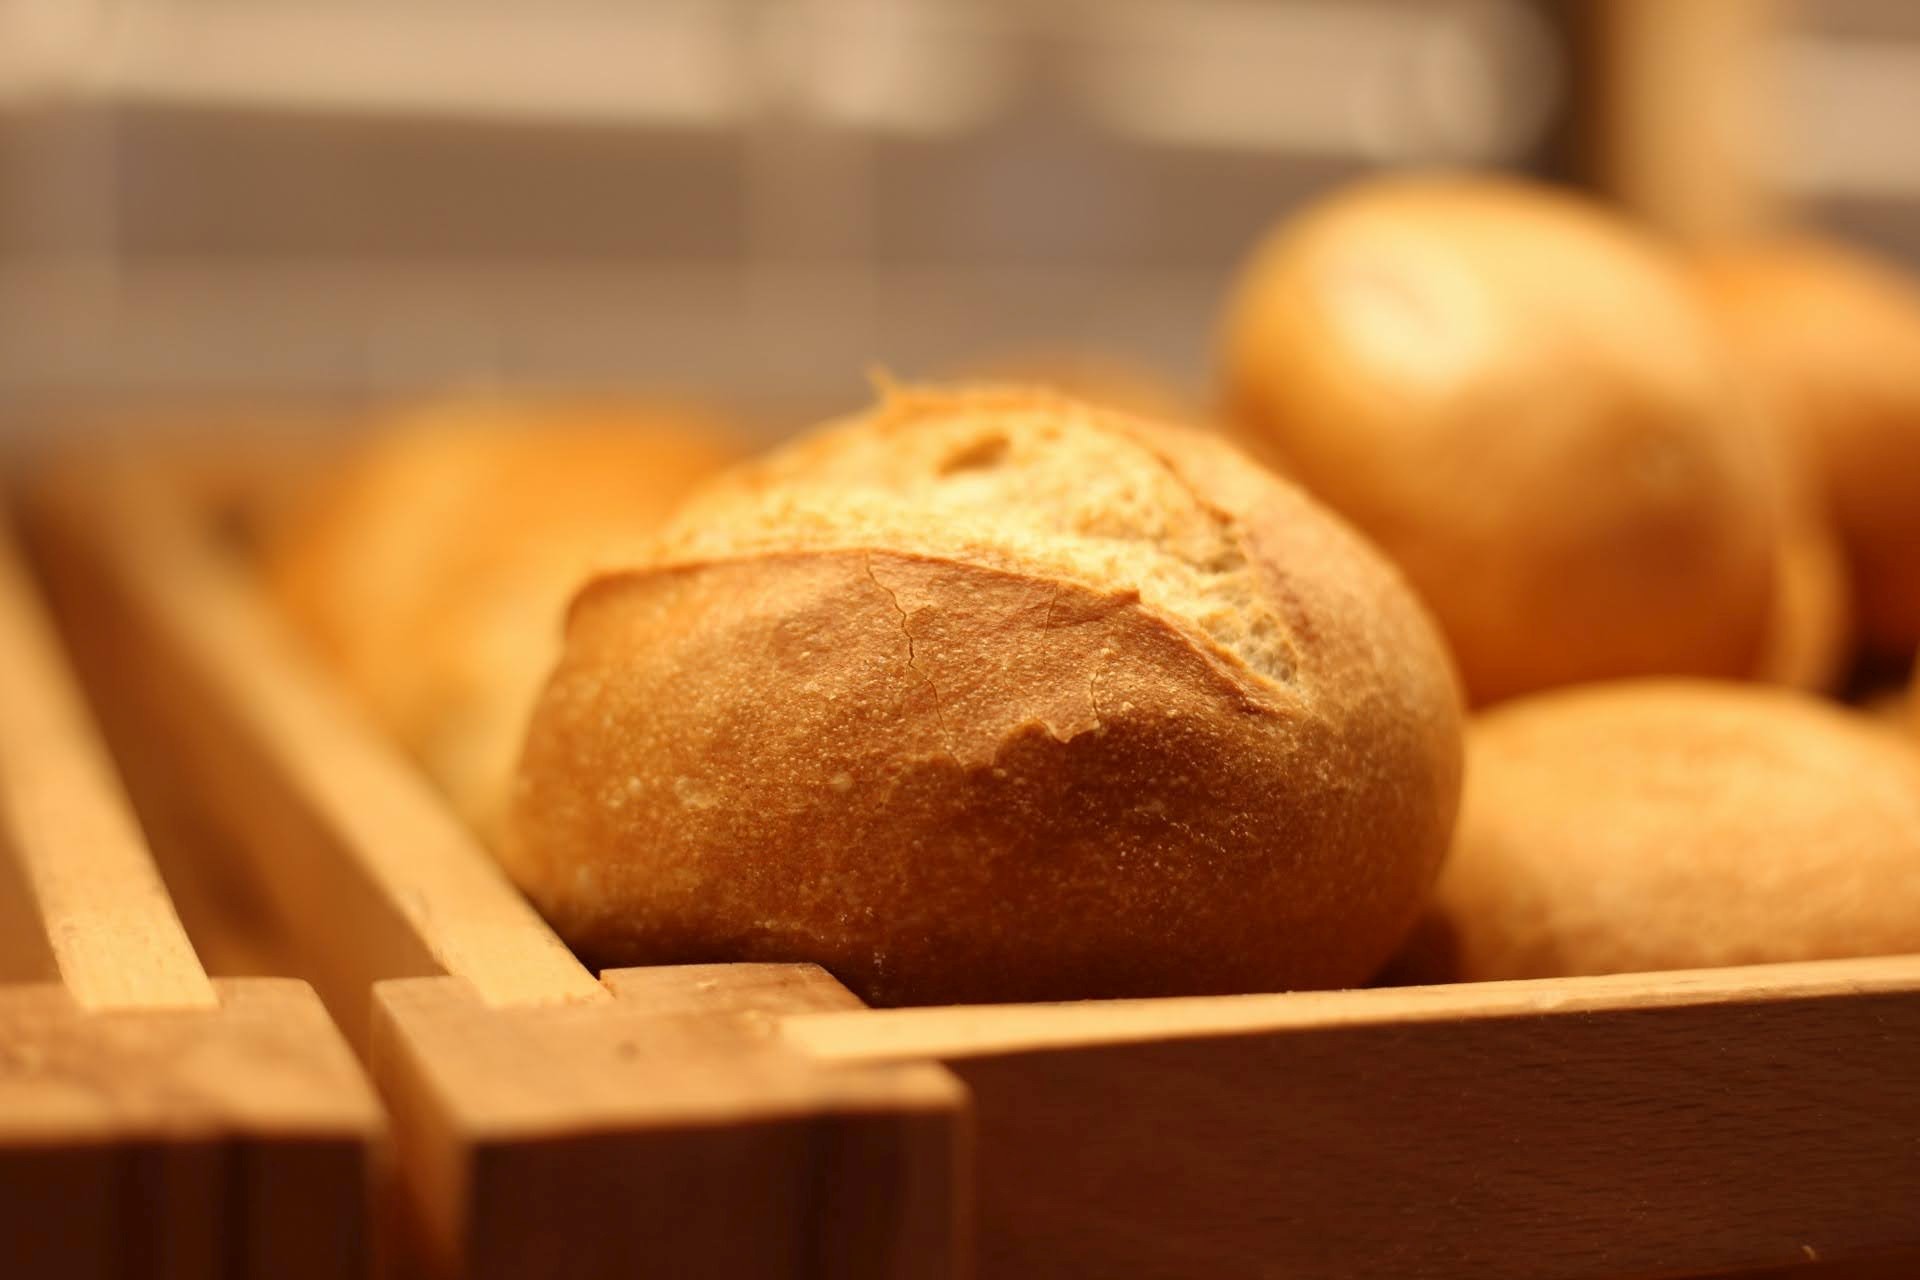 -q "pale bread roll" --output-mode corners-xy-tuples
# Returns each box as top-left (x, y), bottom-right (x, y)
(1398, 680), (1920, 982)
(1220, 175), (1778, 704)
(271, 398), (737, 843)
(506, 383), (1464, 1006)
(1695, 237), (1920, 658)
